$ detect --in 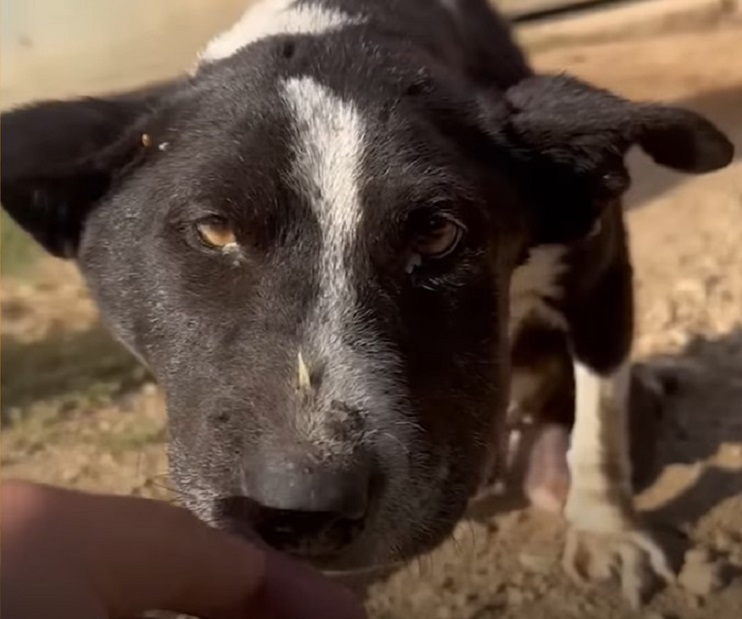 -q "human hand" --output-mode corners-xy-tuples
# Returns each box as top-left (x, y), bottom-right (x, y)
(1, 479), (367, 619)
